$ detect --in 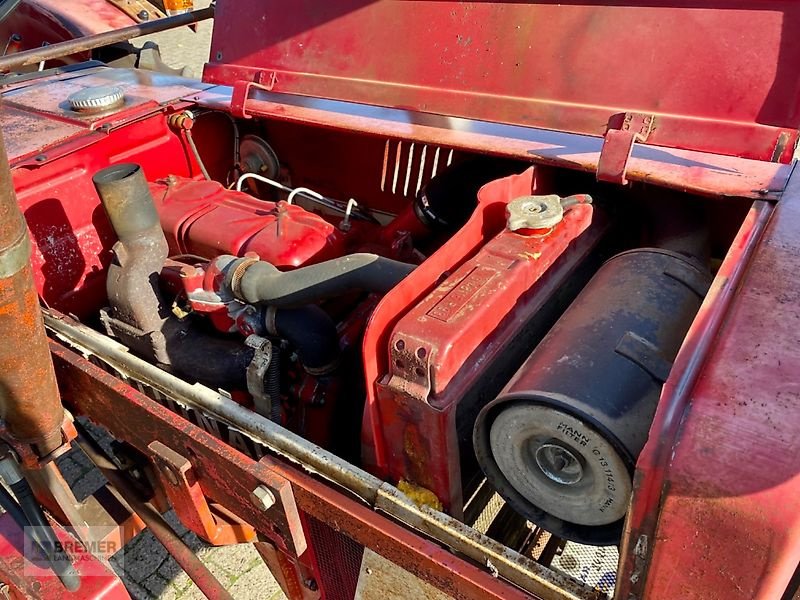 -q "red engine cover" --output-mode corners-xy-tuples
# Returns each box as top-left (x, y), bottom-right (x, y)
(151, 178), (345, 267)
